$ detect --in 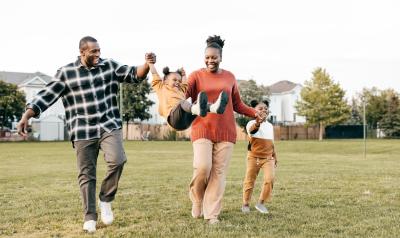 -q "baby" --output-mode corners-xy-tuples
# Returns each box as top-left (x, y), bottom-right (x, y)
(149, 62), (228, 130)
